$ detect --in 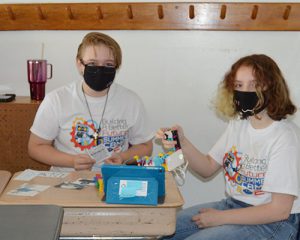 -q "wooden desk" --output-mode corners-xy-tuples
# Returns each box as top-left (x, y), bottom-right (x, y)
(0, 171), (184, 238)
(0, 170), (11, 195)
